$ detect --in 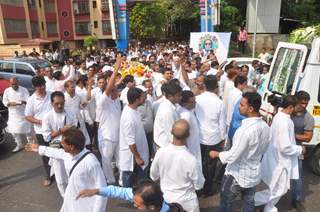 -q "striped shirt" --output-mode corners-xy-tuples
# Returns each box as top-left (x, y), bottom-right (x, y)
(219, 117), (270, 188)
